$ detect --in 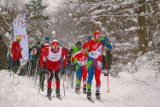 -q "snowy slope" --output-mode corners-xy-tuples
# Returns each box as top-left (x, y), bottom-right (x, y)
(0, 69), (160, 107)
